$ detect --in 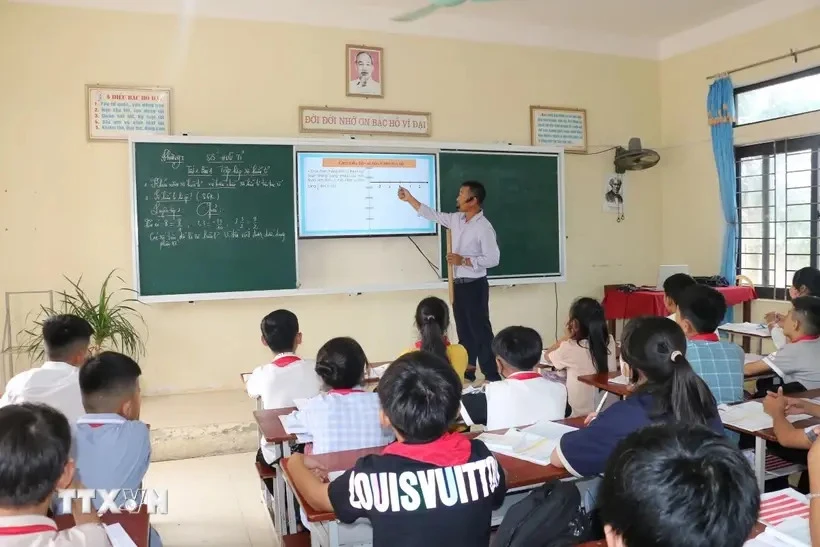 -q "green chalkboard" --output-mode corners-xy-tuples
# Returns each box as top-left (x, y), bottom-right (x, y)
(439, 151), (562, 278)
(133, 142), (296, 297)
